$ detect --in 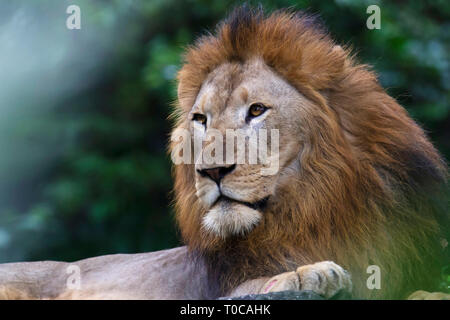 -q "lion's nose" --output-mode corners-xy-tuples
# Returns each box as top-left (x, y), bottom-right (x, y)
(197, 164), (236, 184)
